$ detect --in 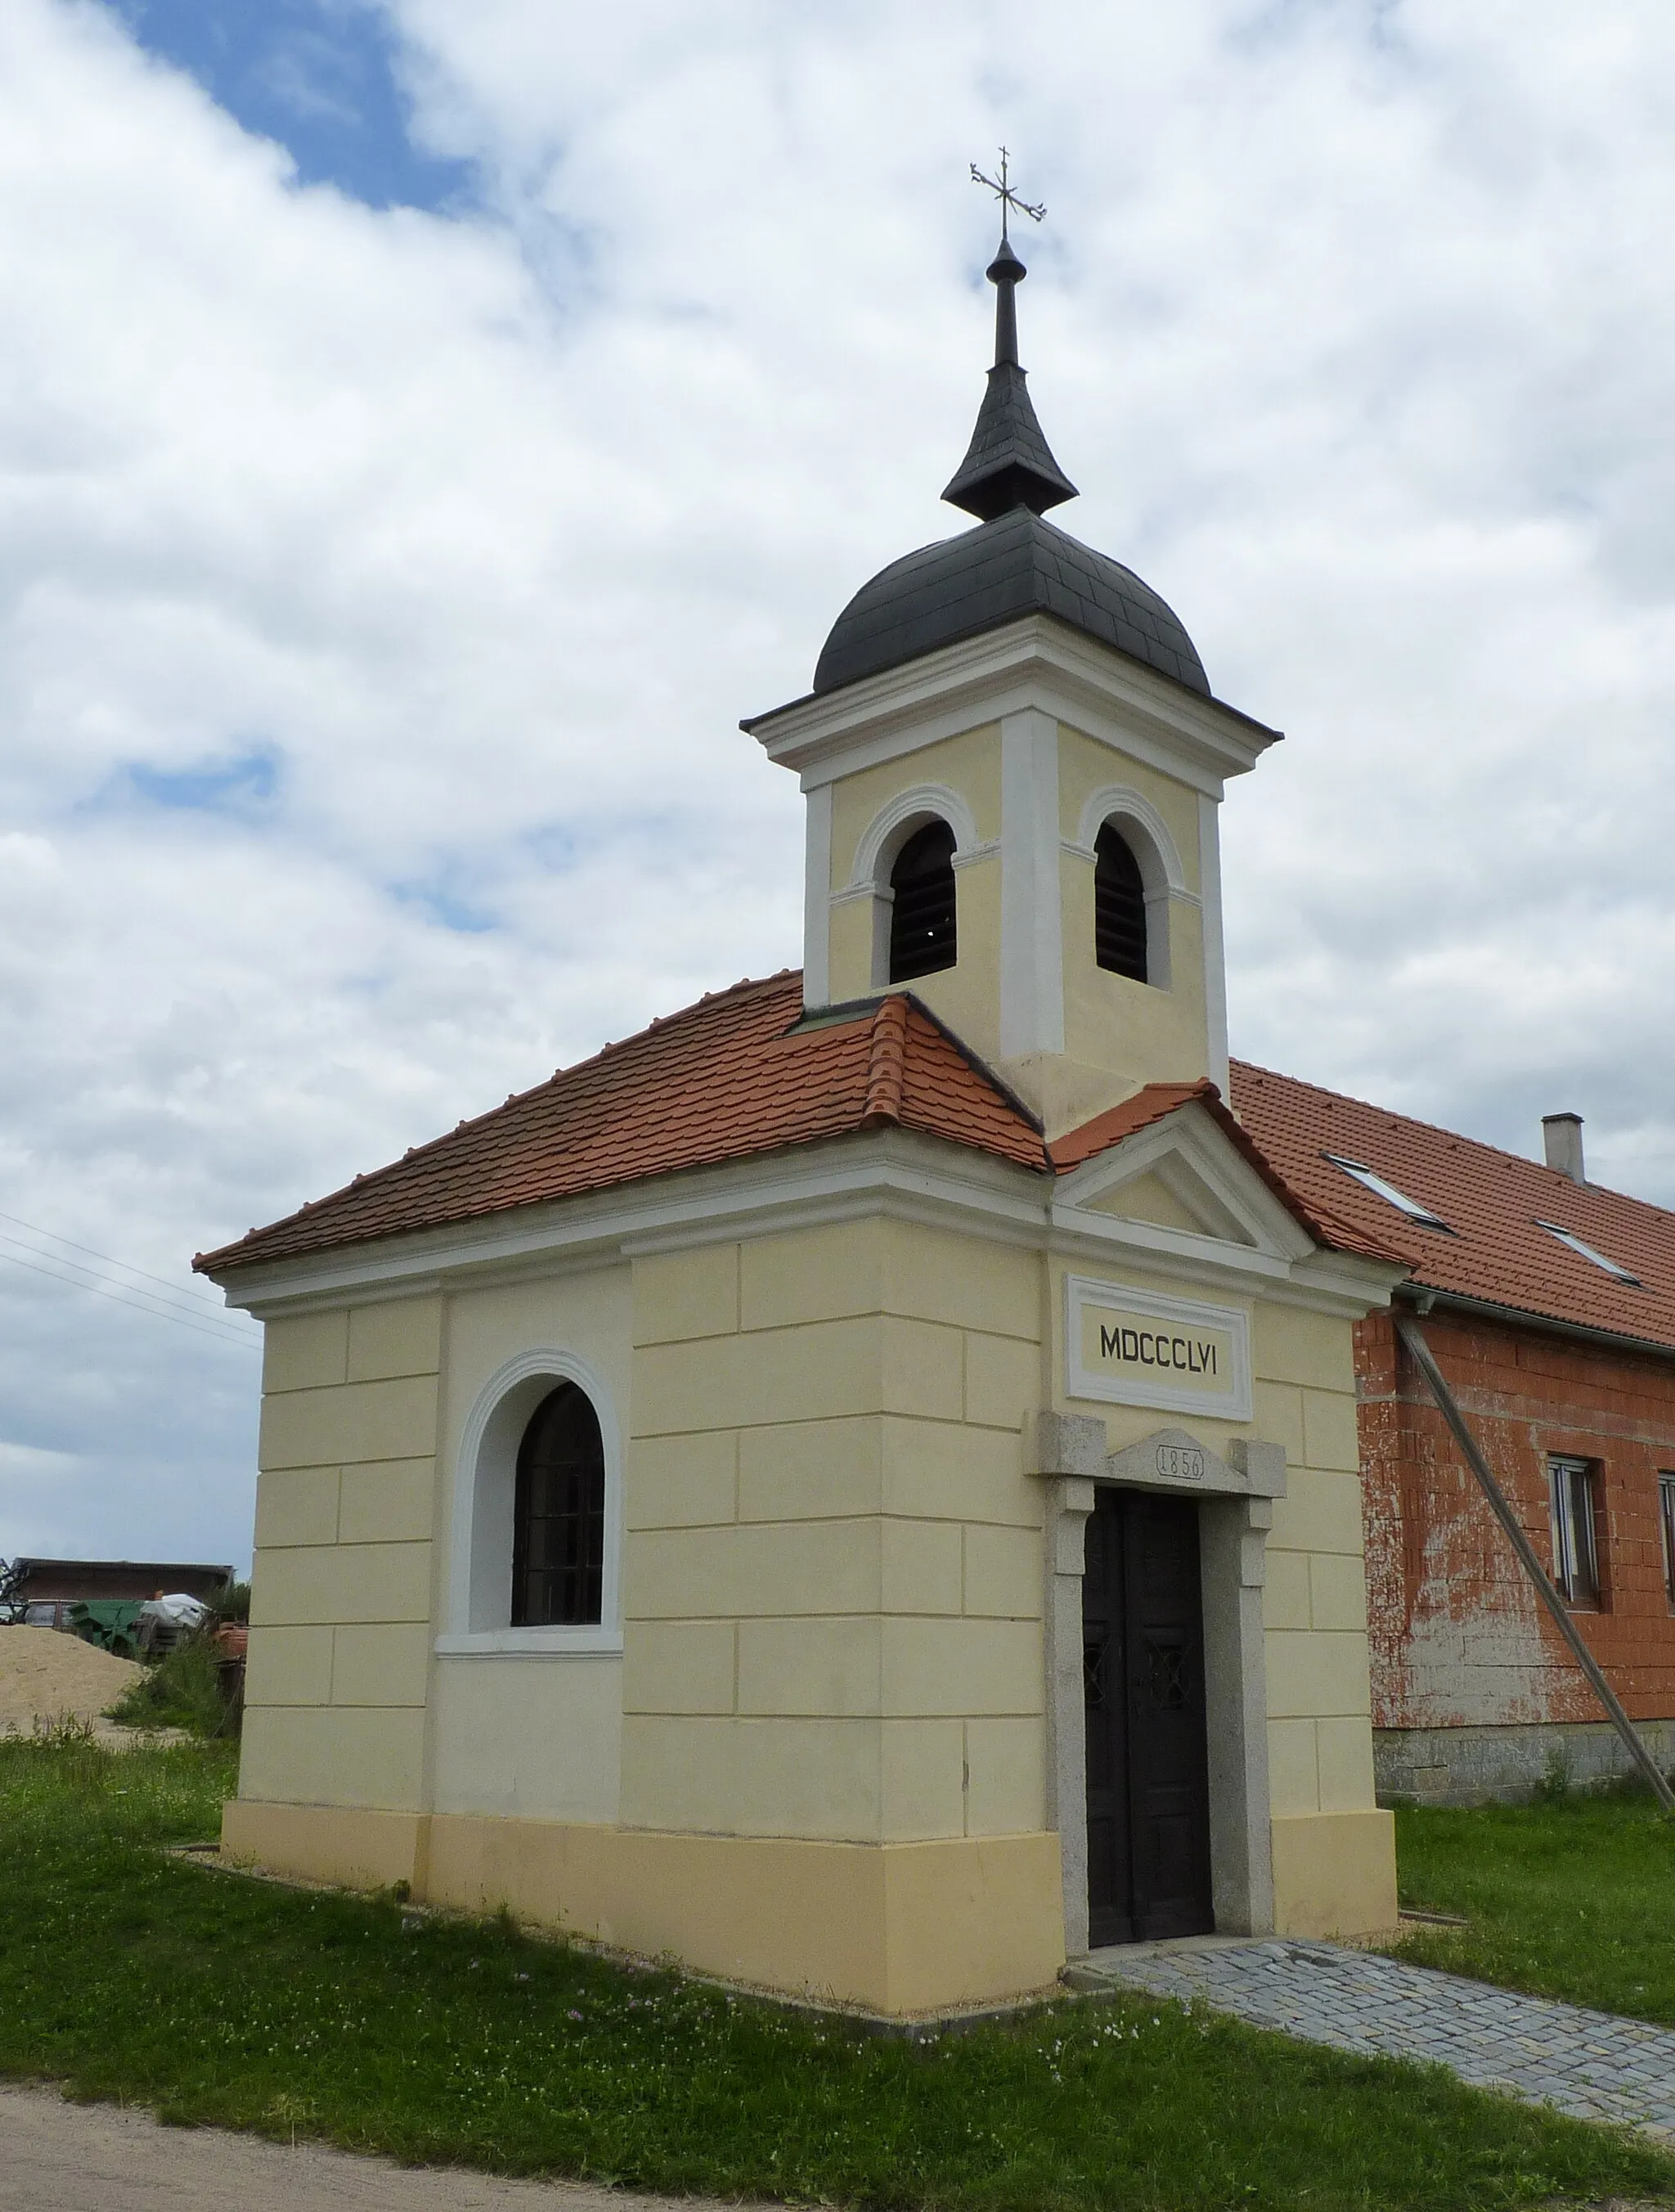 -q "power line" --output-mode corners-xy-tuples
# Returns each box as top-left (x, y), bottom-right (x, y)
(0, 1231), (237, 1333)
(0, 1209), (232, 1314)
(0, 1245), (258, 1349)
